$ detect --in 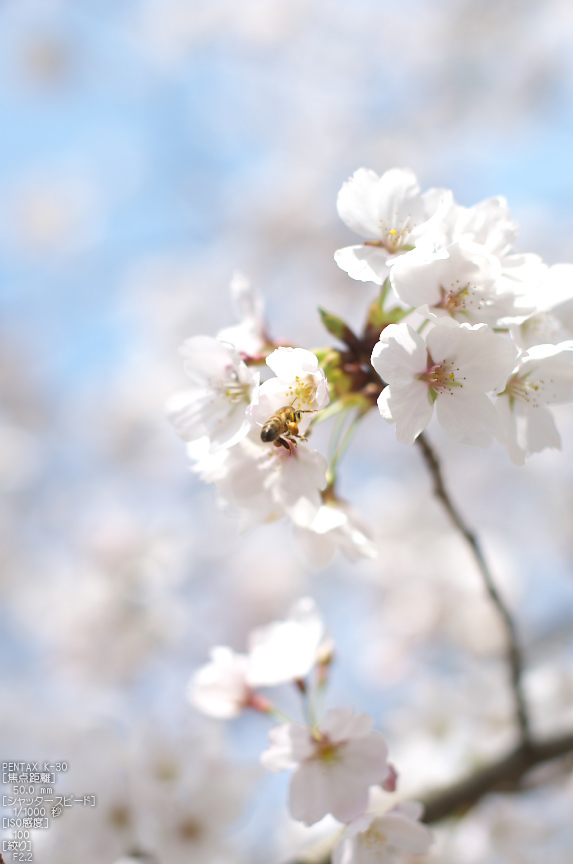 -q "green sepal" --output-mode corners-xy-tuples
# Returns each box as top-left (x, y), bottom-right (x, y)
(385, 305), (413, 323)
(312, 346), (336, 365)
(313, 347), (355, 399)
(364, 278), (413, 331)
(366, 302), (412, 330)
(318, 307), (360, 350)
